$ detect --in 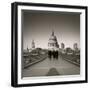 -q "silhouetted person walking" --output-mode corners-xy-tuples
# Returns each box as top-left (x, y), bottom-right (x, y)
(48, 50), (52, 60)
(52, 50), (57, 59)
(56, 50), (58, 59)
